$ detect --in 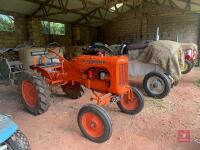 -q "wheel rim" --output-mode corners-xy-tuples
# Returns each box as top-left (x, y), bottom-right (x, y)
(182, 62), (189, 72)
(82, 112), (105, 138)
(120, 92), (139, 110)
(146, 76), (165, 95)
(4, 142), (14, 150)
(22, 80), (38, 108)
